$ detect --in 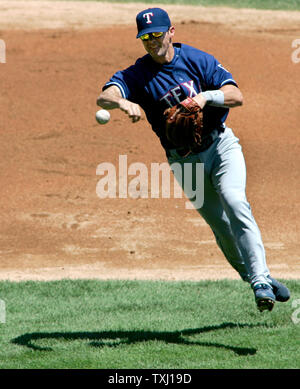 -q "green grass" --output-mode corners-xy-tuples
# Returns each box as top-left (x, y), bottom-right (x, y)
(0, 279), (299, 369)
(45, 0), (300, 12)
